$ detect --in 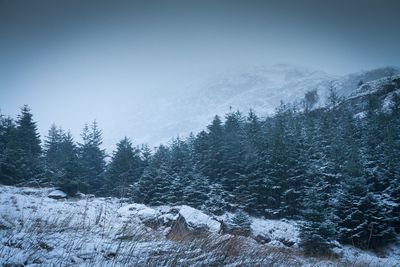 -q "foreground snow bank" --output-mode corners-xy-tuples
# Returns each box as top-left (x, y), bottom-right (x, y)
(1, 185), (398, 266)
